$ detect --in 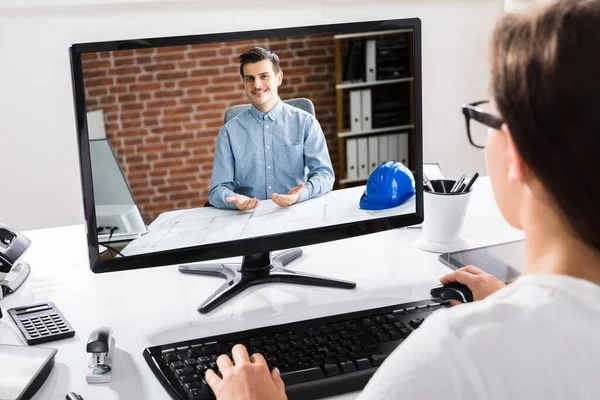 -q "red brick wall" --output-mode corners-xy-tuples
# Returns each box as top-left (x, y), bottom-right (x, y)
(82, 34), (338, 224)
